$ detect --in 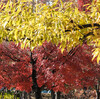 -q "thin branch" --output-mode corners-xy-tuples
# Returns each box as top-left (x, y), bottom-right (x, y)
(77, 23), (100, 29)
(2, 46), (21, 62)
(65, 23), (100, 32)
(1, 51), (20, 62)
(79, 32), (94, 41)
